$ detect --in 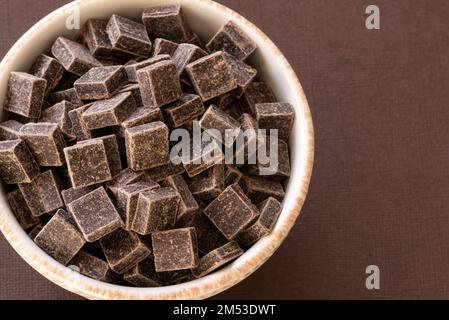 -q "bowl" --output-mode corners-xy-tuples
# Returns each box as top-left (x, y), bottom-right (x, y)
(0, 0), (314, 300)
